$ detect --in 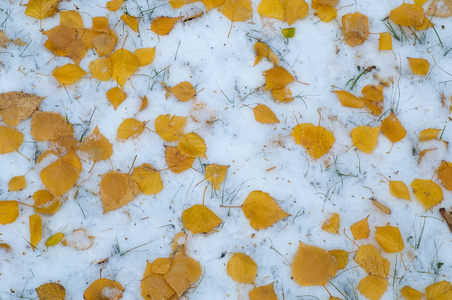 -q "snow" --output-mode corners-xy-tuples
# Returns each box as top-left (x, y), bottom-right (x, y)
(1, 0), (452, 299)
